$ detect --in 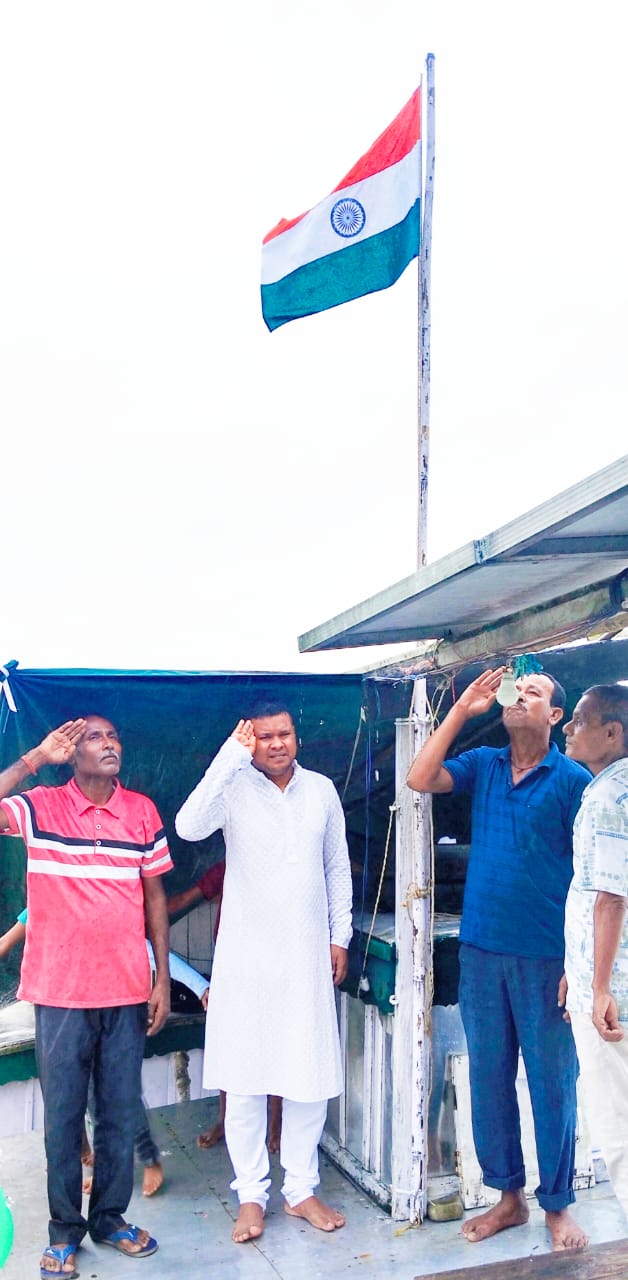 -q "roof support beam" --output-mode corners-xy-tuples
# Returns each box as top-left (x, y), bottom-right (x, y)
(367, 573), (628, 677)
